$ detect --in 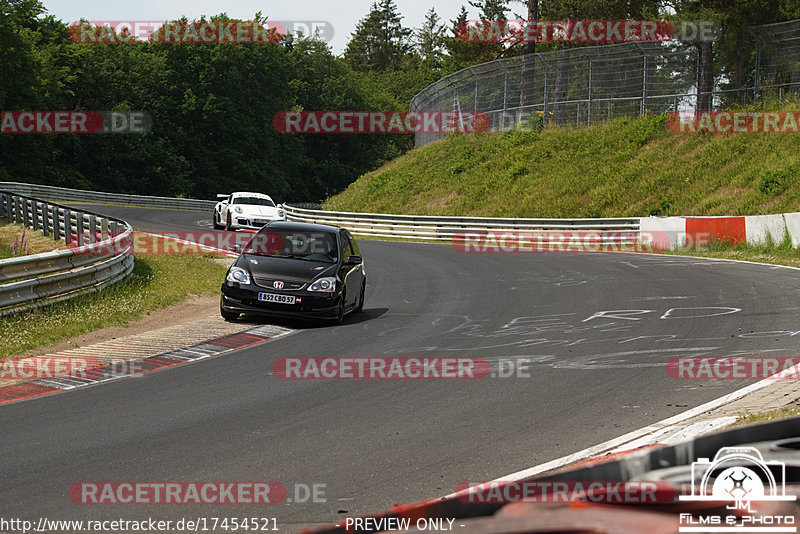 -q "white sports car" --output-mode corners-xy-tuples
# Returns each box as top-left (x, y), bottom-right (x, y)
(213, 192), (286, 231)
